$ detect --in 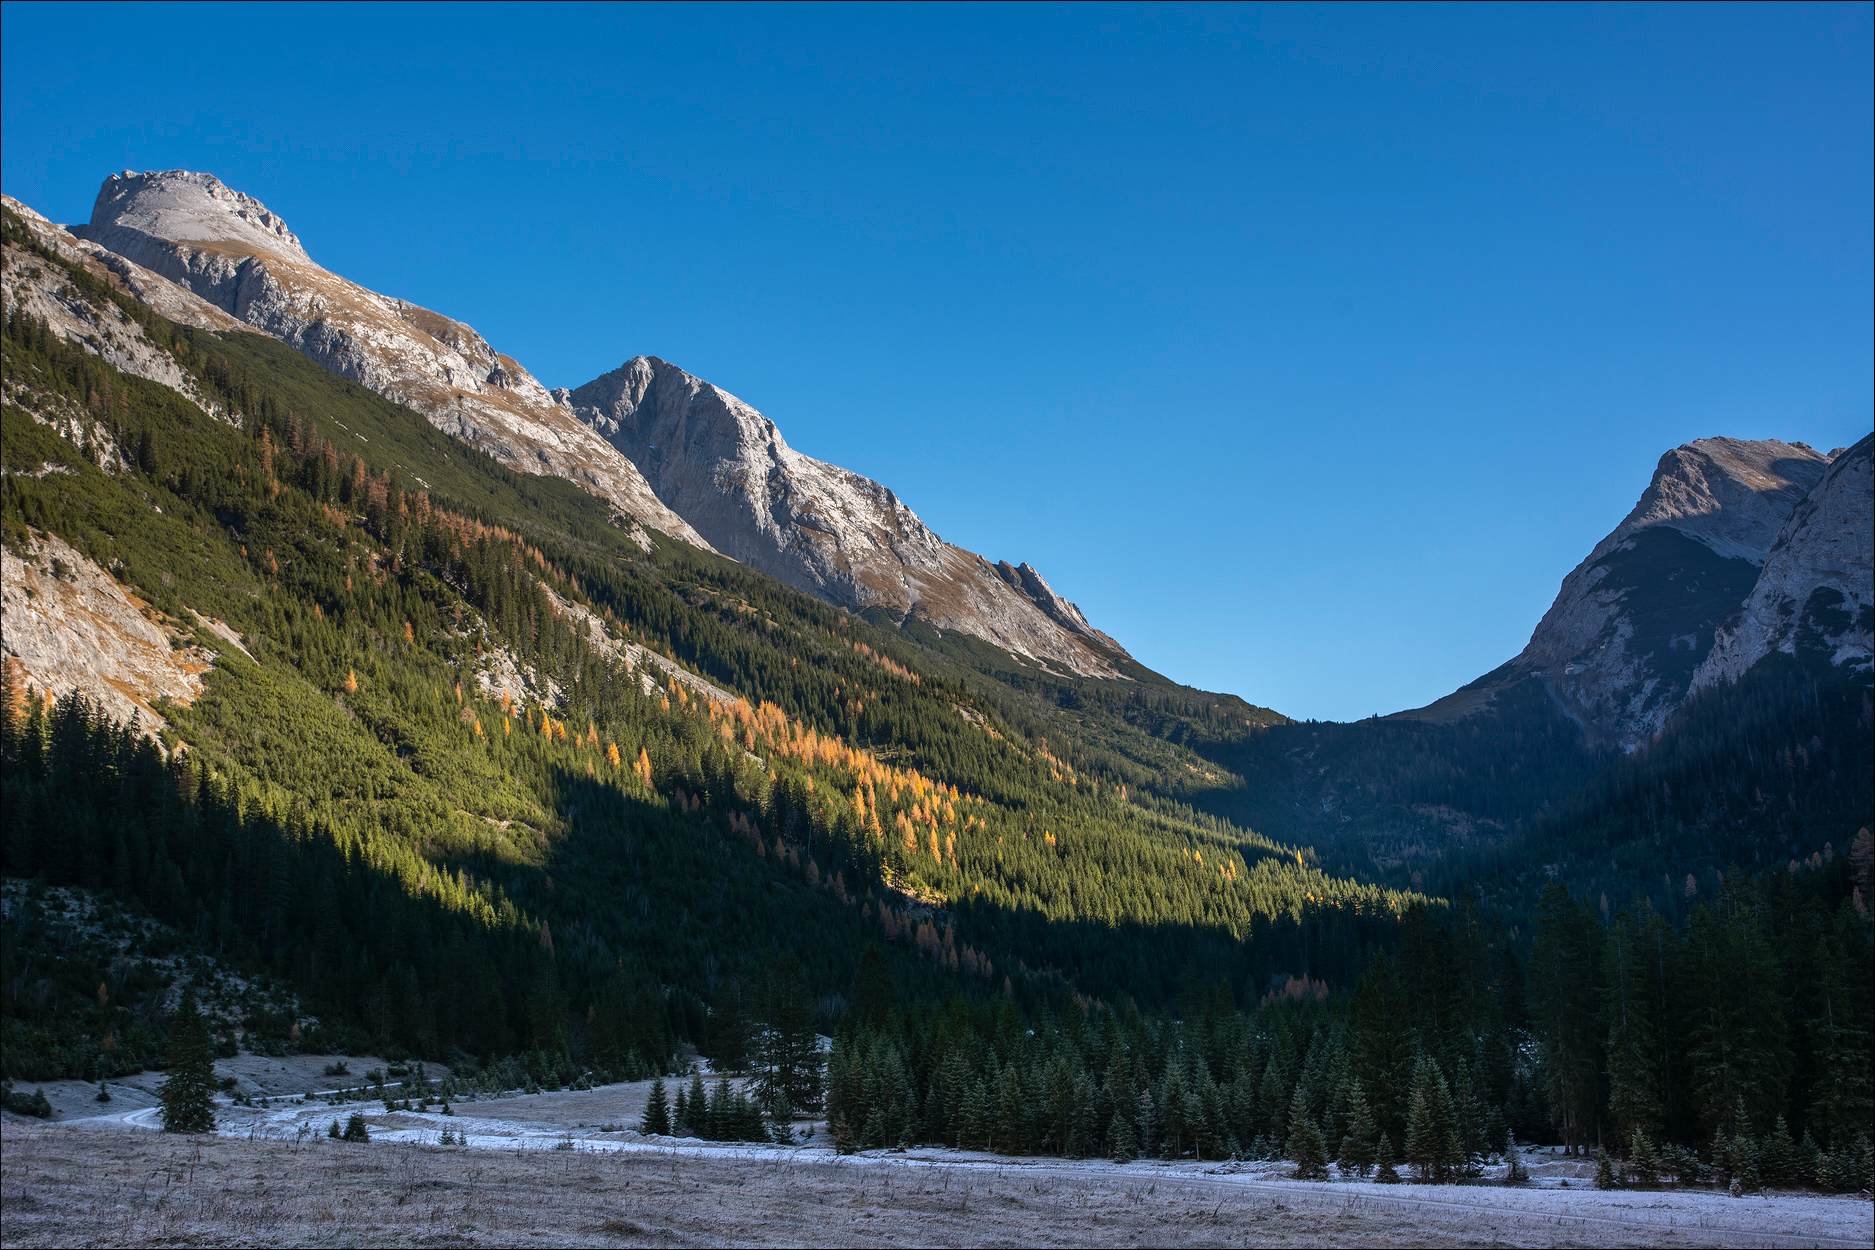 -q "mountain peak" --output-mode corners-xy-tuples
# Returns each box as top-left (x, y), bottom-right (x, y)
(568, 356), (1131, 676)
(1599, 436), (1830, 565)
(82, 169), (309, 263)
